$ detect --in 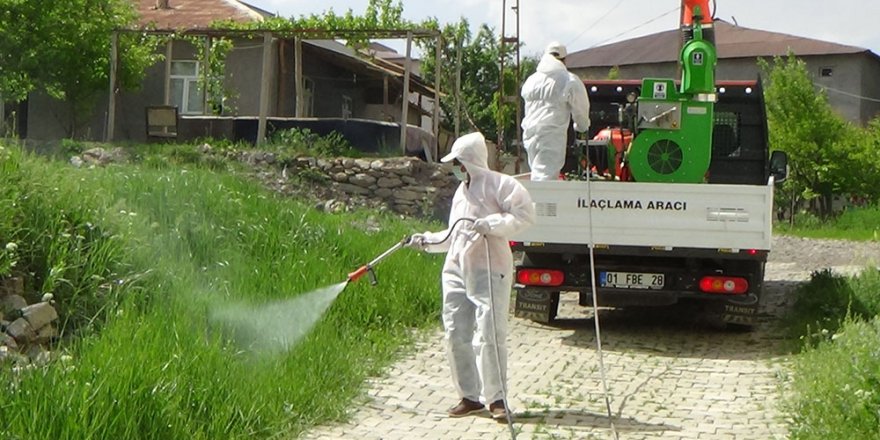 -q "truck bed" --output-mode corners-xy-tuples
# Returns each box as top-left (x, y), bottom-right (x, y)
(512, 177), (774, 251)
